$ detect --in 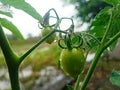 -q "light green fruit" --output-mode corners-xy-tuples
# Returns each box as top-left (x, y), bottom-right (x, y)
(60, 48), (86, 78)
(41, 27), (56, 44)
